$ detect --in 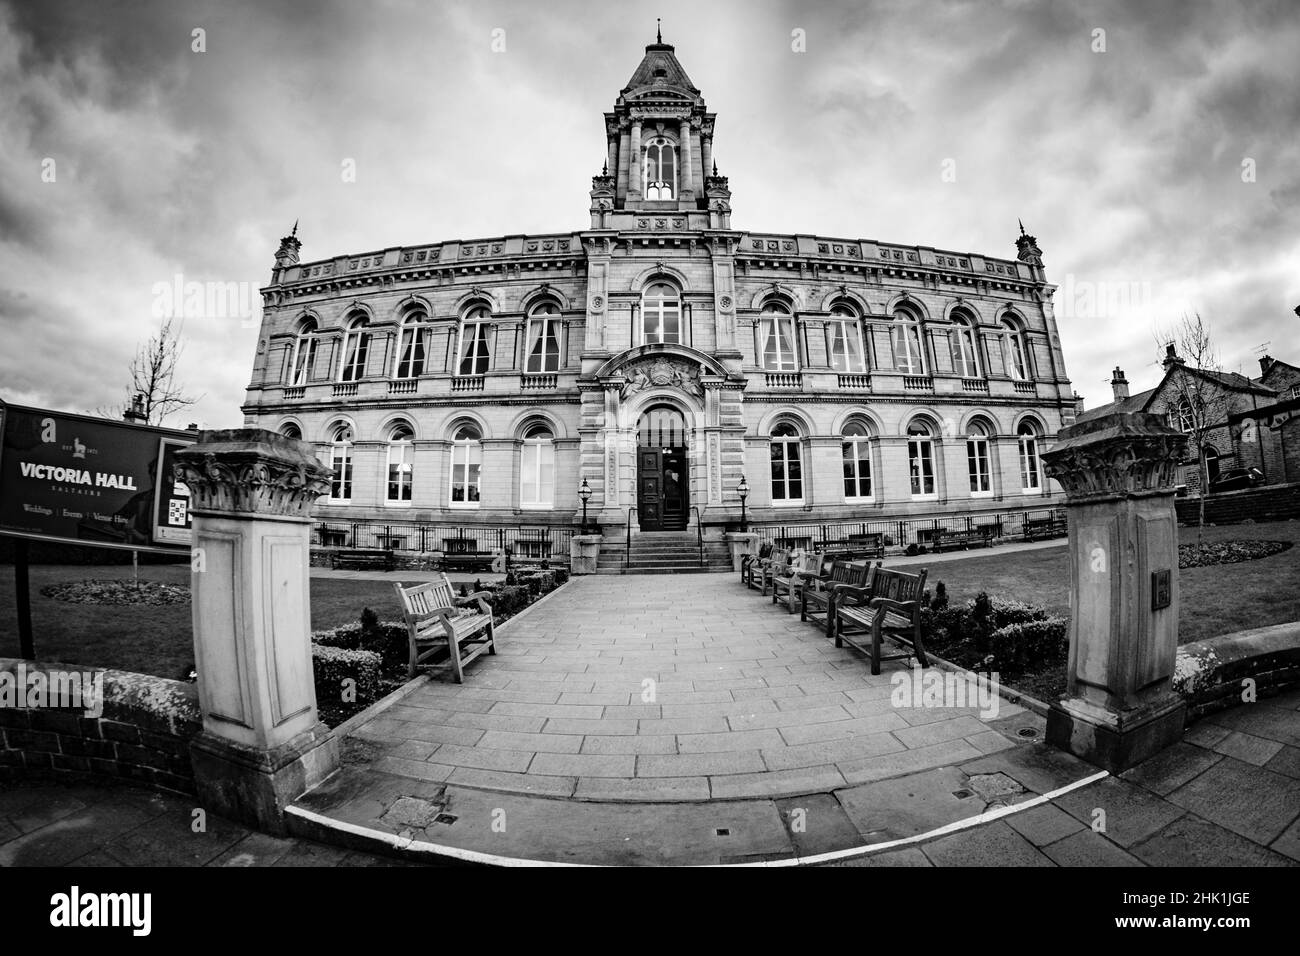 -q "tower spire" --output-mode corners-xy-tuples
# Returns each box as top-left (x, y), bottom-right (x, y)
(656, 18), (662, 43)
